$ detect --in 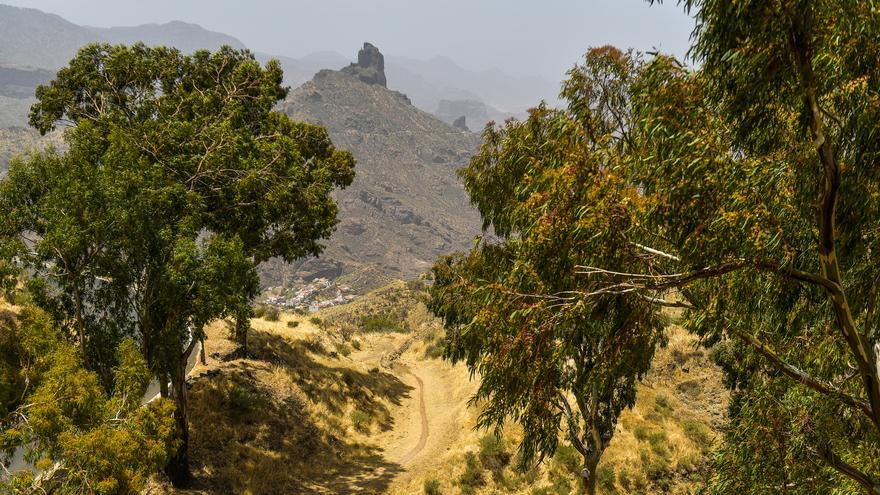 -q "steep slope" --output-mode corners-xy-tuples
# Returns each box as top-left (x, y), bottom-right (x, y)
(90, 21), (246, 53)
(0, 128), (63, 175)
(0, 4), (96, 70)
(274, 44), (482, 282)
